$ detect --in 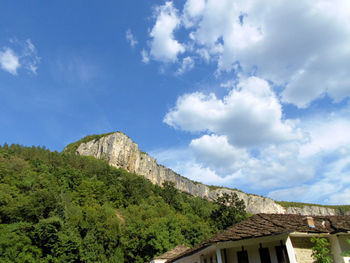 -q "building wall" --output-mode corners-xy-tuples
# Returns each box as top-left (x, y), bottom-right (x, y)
(337, 235), (350, 263)
(174, 234), (349, 263)
(224, 240), (283, 263)
(202, 251), (218, 263)
(290, 237), (314, 263)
